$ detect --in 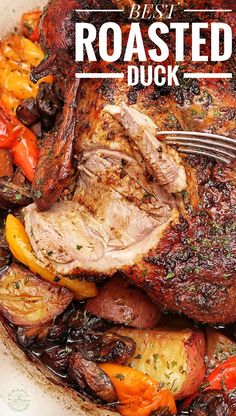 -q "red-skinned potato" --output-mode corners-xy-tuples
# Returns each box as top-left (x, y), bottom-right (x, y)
(114, 327), (206, 400)
(206, 328), (236, 373)
(86, 276), (160, 328)
(0, 263), (73, 327)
